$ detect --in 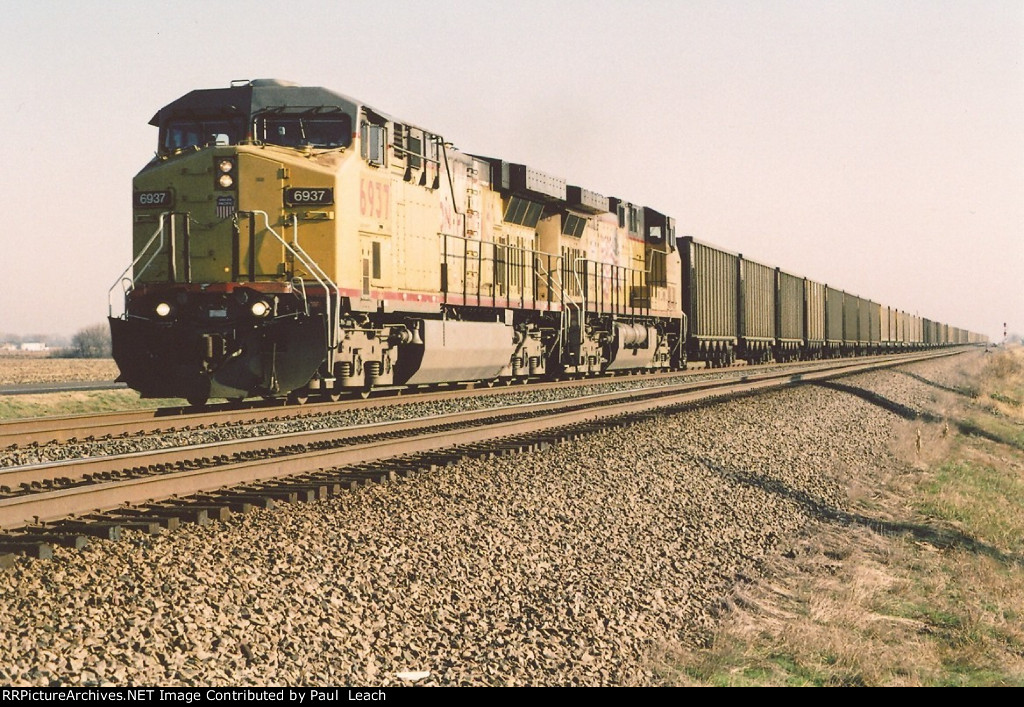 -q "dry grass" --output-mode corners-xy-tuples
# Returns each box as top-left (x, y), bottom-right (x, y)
(0, 357), (120, 386)
(977, 349), (1024, 421)
(0, 391), (186, 420)
(656, 347), (1024, 686)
